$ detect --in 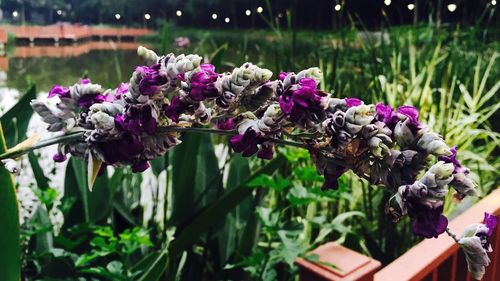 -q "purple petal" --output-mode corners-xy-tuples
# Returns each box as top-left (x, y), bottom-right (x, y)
(48, 85), (70, 99)
(79, 78), (91, 84)
(257, 144), (274, 160)
(483, 212), (498, 236)
(200, 63), (216, 73)
(279, 96), (293, 115)
(132, 161), (150, 173)
(279, 72), (289, 81)
(216, 118), (235, 130)
(345, 97), (362, 107)
(52, 152), (67, 163)
(299, 78), (317, 89)
(229, 134), (246, 153)
(397, 105), (419, 122)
